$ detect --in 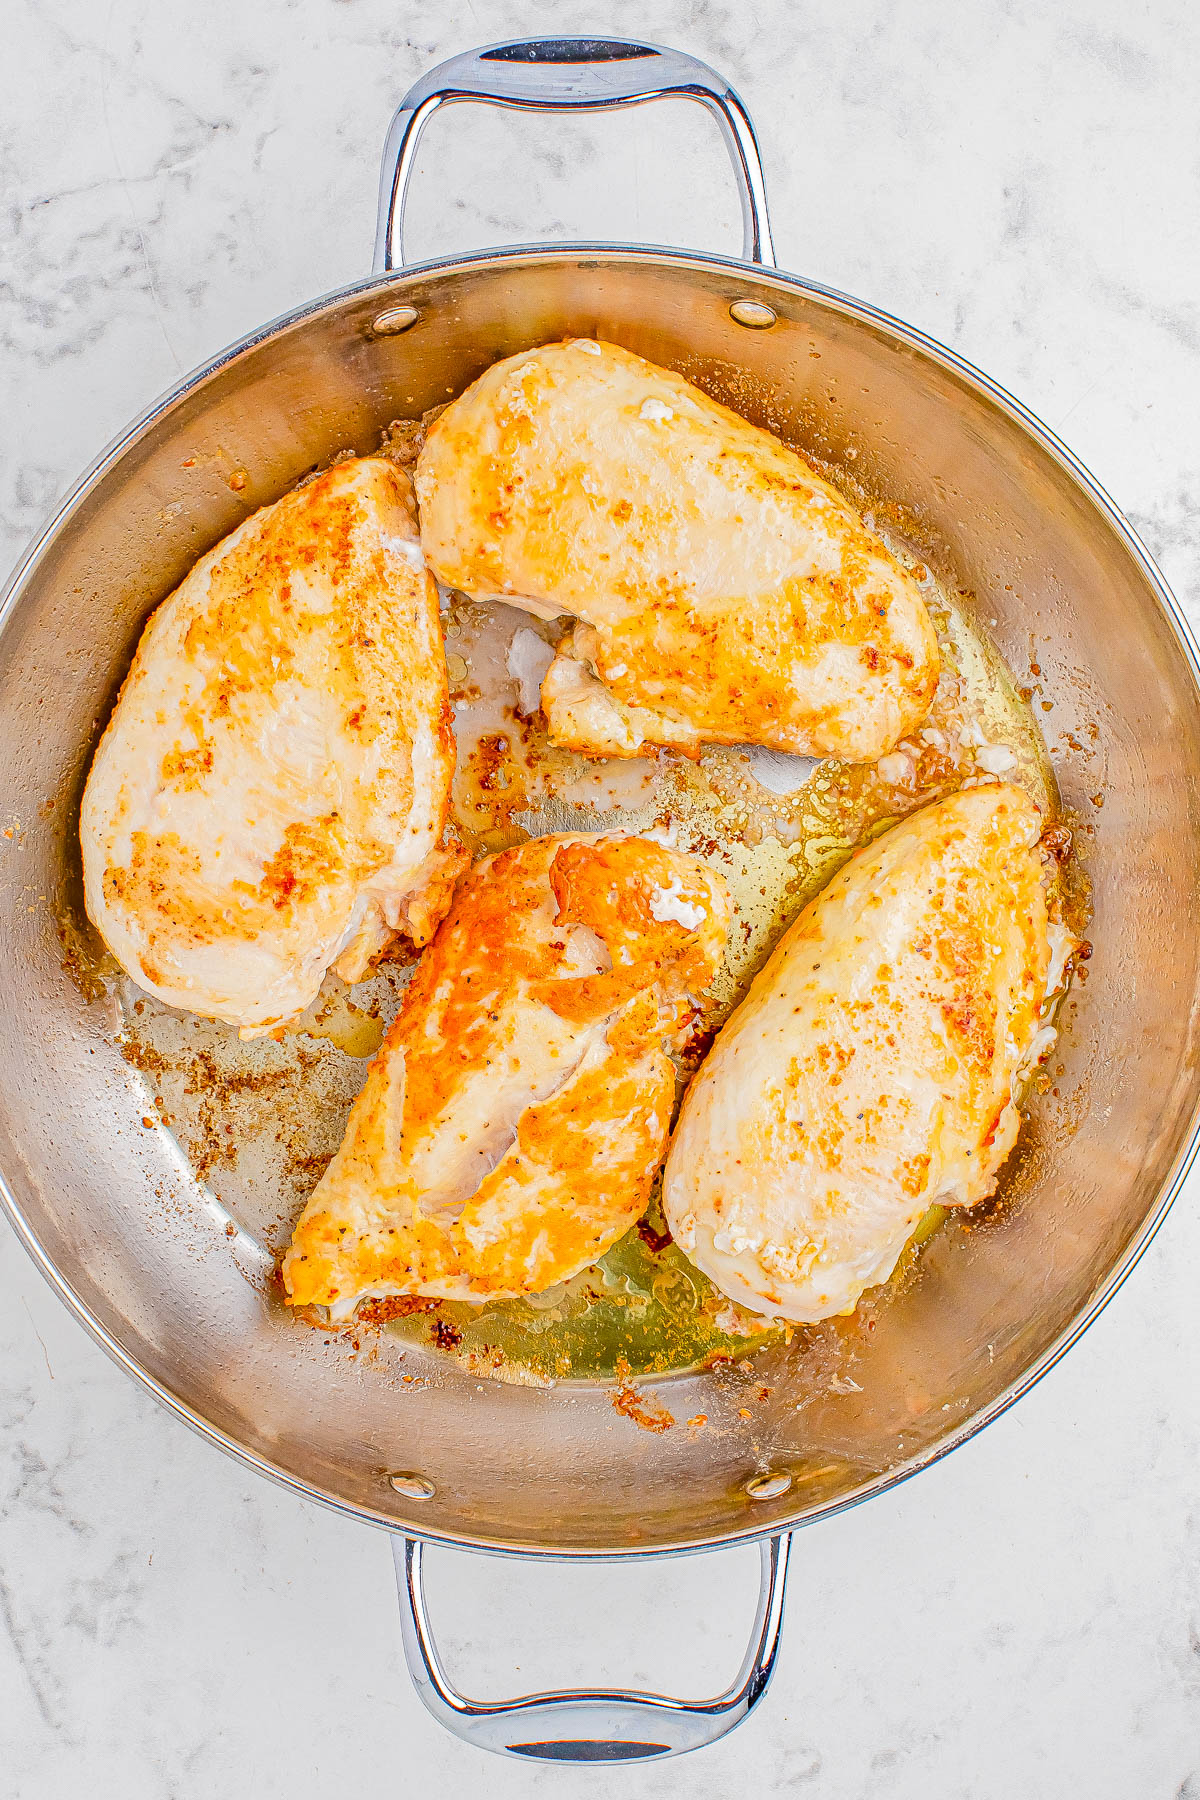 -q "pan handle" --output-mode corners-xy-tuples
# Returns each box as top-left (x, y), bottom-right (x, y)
(393, 1532), (791, 1763)
(373, 36), (775, 273)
